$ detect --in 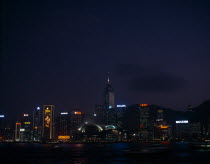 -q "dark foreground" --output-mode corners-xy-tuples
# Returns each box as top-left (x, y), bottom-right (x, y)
(0, 142), (209, 164)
